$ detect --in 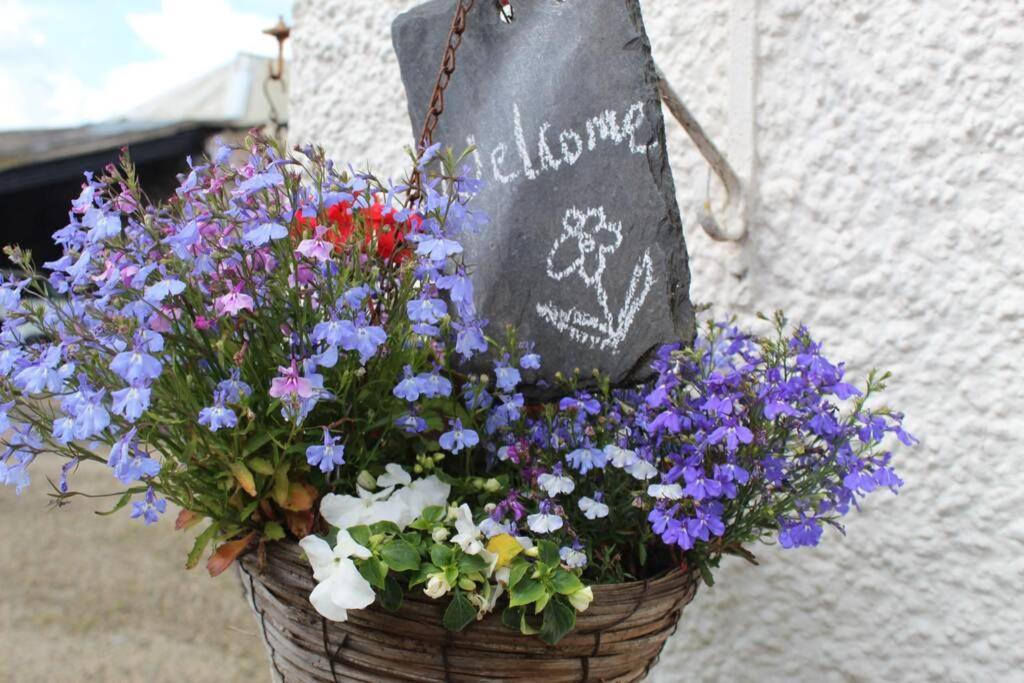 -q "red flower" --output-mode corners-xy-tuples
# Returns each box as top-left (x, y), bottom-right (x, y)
(293, 200), (415, 263)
